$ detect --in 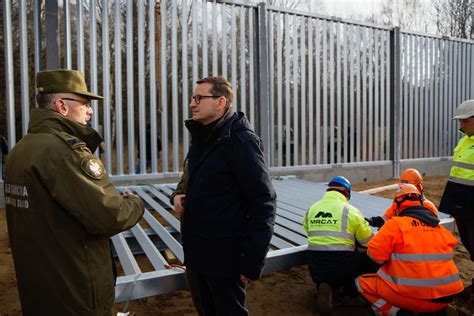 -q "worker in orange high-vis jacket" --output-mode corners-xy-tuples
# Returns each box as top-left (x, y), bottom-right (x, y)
(366, 168), (438, 228)
(356, 184), (463, 315)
